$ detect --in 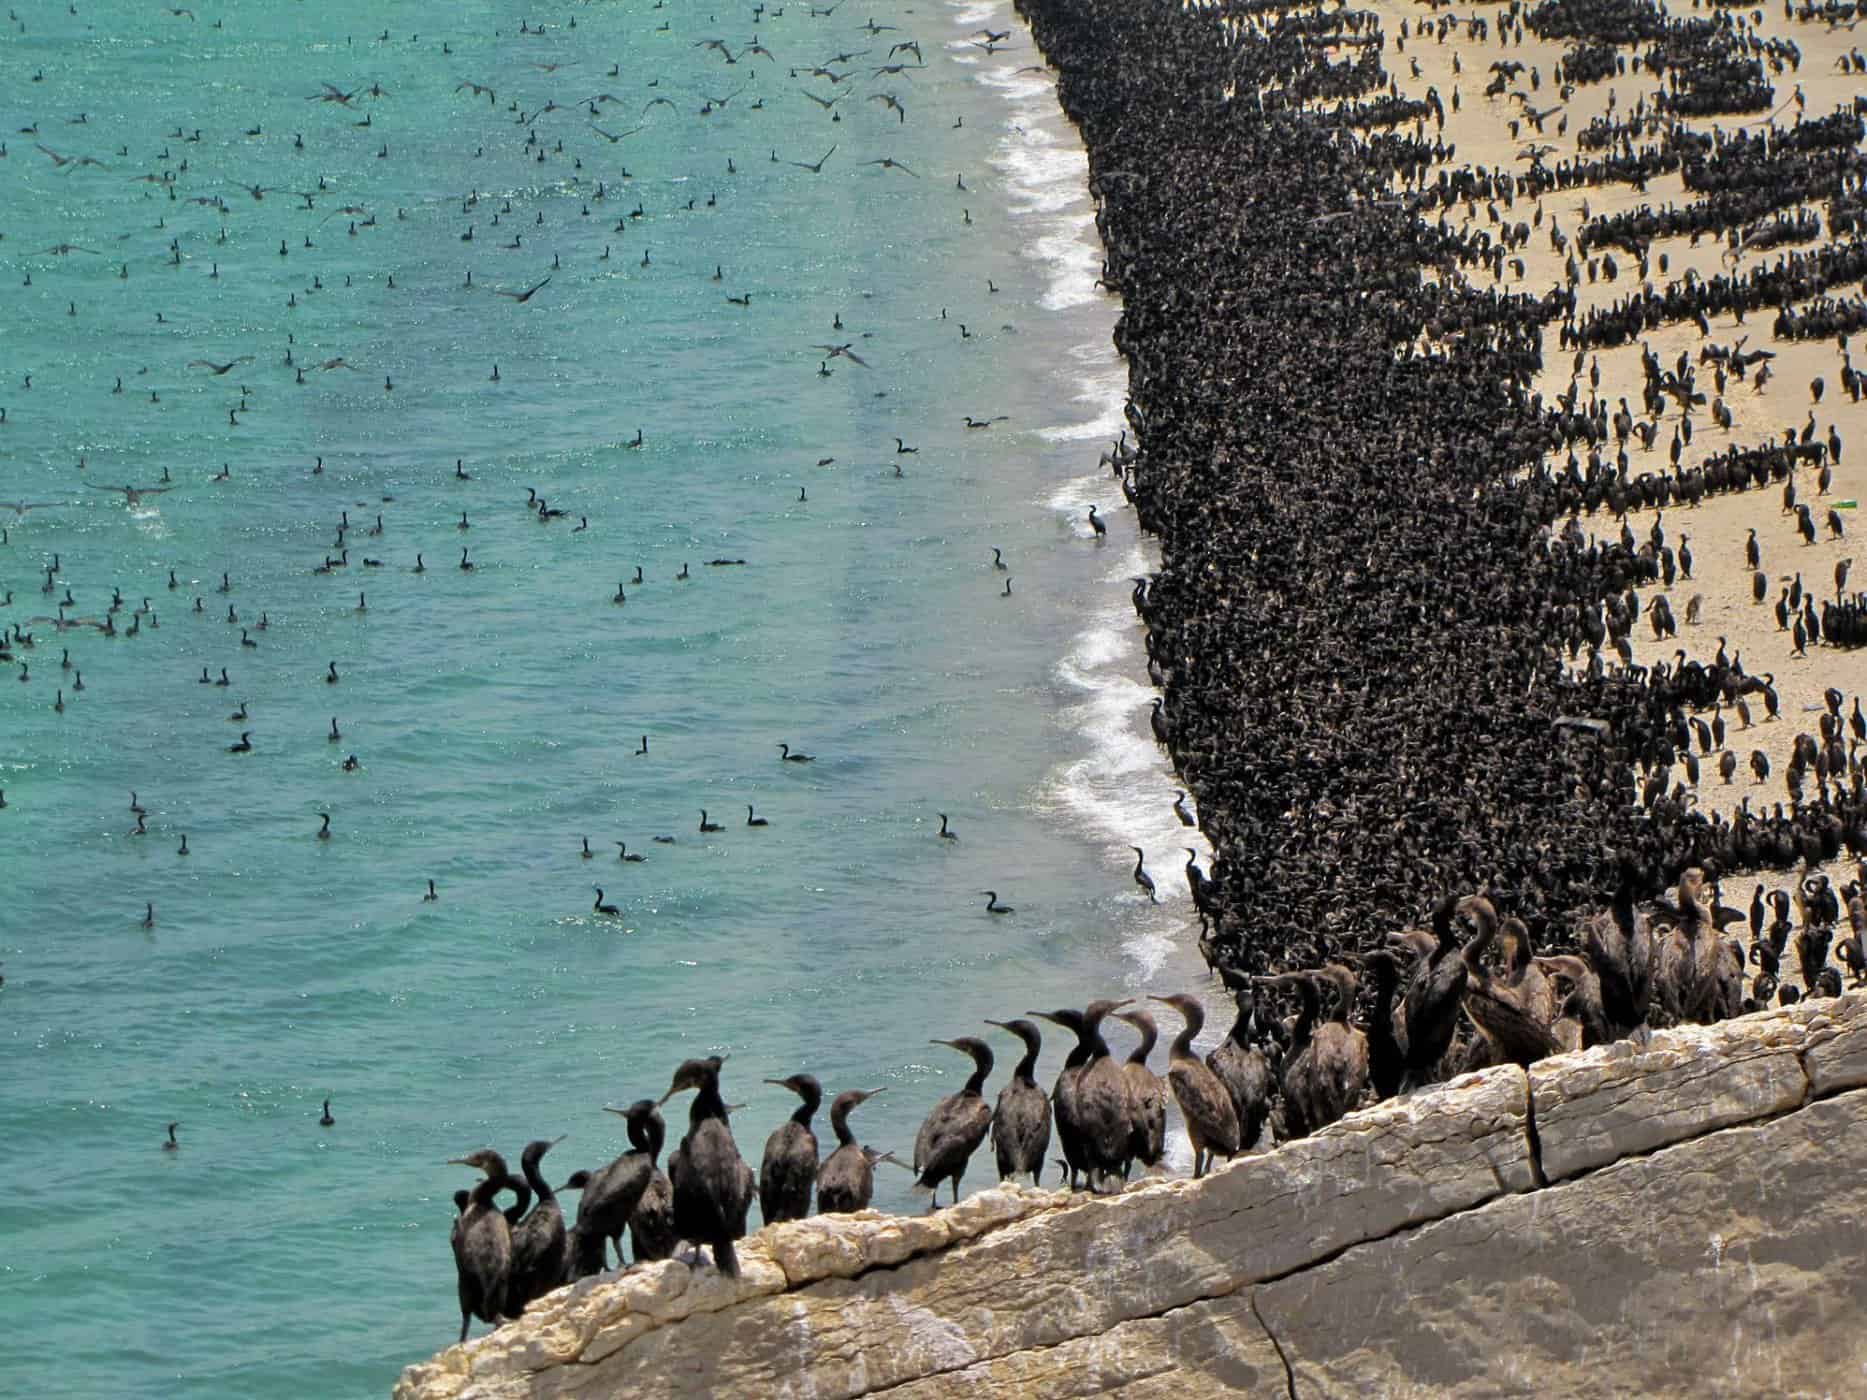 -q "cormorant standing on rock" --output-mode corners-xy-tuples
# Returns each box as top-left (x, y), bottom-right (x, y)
(1112, 1009), (1167, 1173)
(1359, 950), (1408, 1100)
(1031, 1000), (1134, 1192)
(447, 1149), (530, 1343)
(661, 1057), (752, 1275)
(985, 1018), (1051, 1184)
(625, 1102), (676, 1264)
(1390, 894), (1468, 1089)
(816, 1088), (887, 1213)
(1153, 993), (1240, 1178)
(913, 1037), (994, 1208)
(1289, 965), (1370, 1134)
(758, 1074), (821, 1224)
(568, 1102), (662, 1277)
(1583, 865), (1654, 1041)
(1205, 970), (1275, 1152)
(509, 1137), (569, 1309)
